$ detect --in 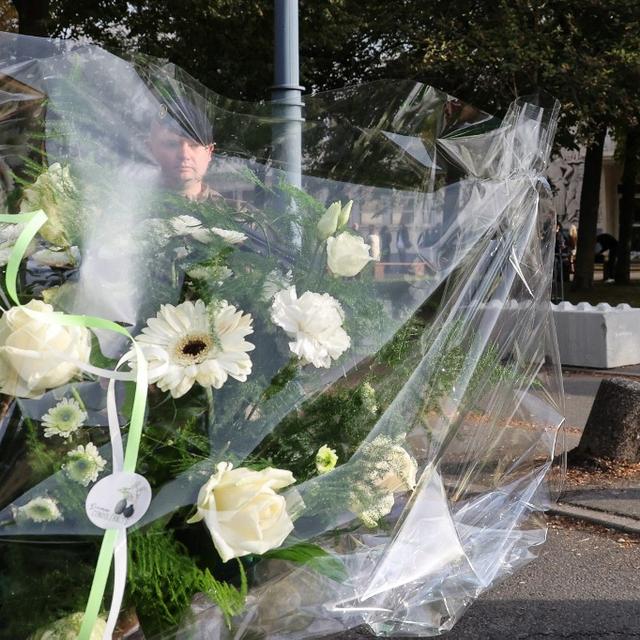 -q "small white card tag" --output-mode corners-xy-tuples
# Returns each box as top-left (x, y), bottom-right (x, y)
(85, 472), (152, 530)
